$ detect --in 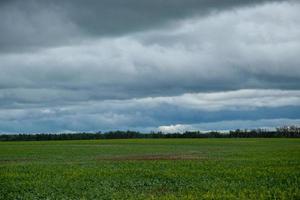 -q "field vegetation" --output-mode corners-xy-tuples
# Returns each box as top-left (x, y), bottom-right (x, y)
(0, 139), (299, 199)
